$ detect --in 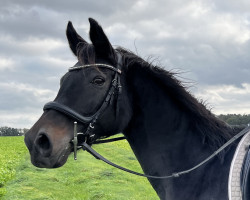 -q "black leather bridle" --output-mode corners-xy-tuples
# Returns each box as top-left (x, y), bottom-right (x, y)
(44, 63), (122, 135)
(43, 53), (124, 157)
(42, 53), (250, 180)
